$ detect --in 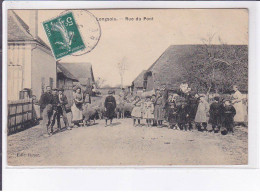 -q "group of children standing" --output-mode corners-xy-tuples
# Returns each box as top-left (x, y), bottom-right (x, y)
(131, 89), (169, 128)
(130, 89), (239, 135)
